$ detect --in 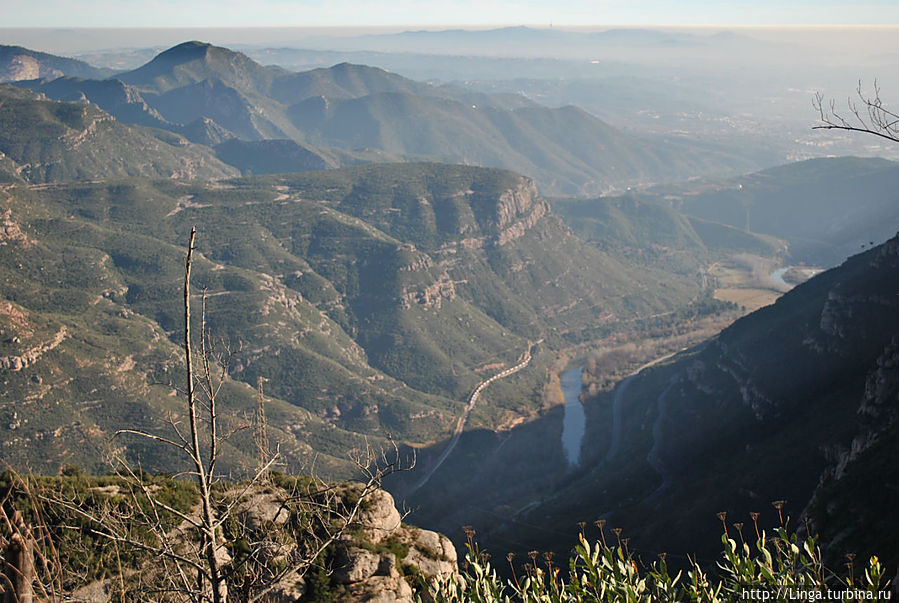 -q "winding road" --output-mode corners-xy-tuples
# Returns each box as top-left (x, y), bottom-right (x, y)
(604, 374), (632, 462)
(644, 378), (678, 502)
(407, 342), (536, 495)
(606, 349), (683, 462)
